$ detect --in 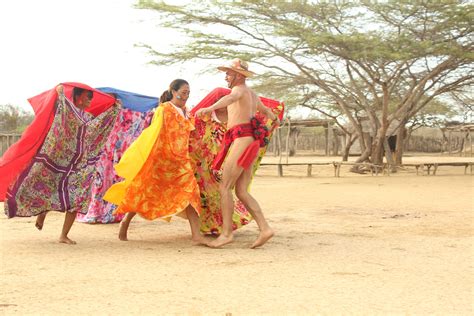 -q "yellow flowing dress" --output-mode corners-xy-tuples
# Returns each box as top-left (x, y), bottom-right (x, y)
(103, 102), (201, 220)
